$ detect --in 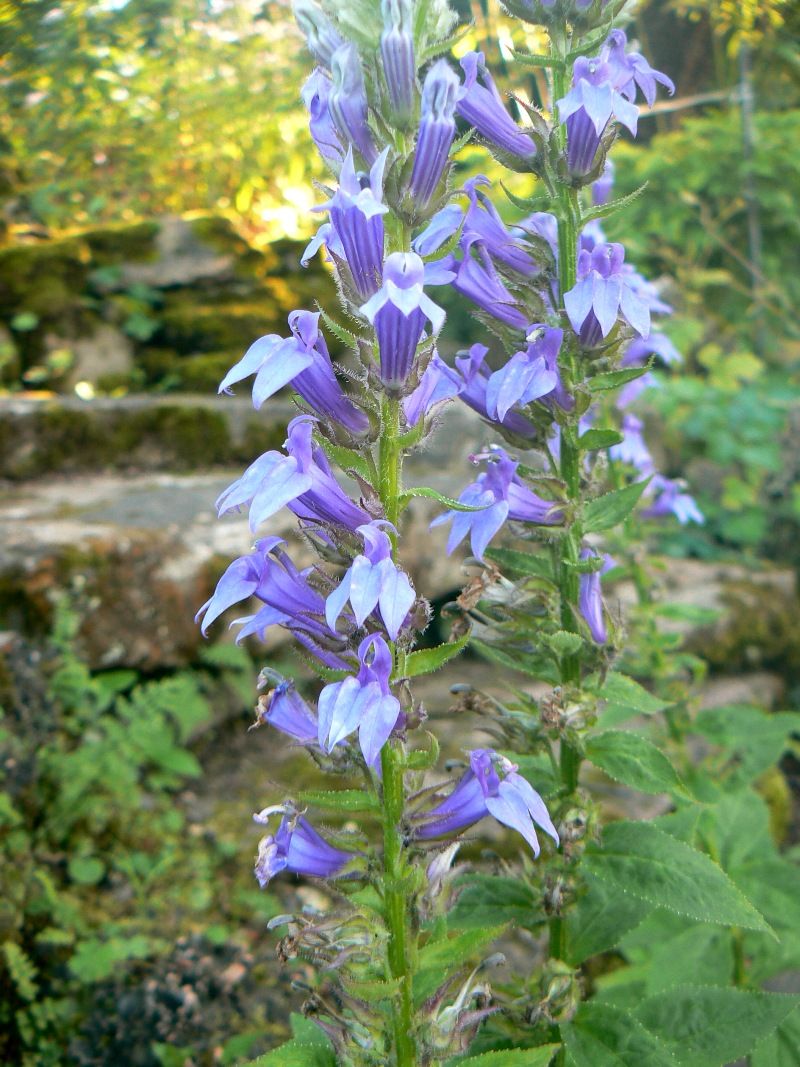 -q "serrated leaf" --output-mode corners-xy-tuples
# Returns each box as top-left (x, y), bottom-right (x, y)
(583, 821), (771, 932)
(404, 731), (440, 771)
(245, 1015), (335, 1067)
(449, 875), (543, 931)
(562, 1003), (675, 1067)
(511, 49), (565, 70)
(296, 789), (379, 814)
(545, 630), (583, 657)
(457, 1047), (561, 1066)
(750, 1007), (800, 1067)
(578, 428), (624, 451)
(318, 438), (374, 483)
(636, 986), (799, 1067)
(581, 183), (648, 225)
(583, 478), (651, 533)
(565, 875), (652, 964)
(501, 182), (552, 213)
(484, 547), (555, 582)
(404, 633), (470, 678)
(341, 975), (402, 1004)
(597, 673), (667, 727)
(587, 365), (652, 393)
(691, 705), (800, 787)
(586, 730), (689, 797)
(400, 486), (491, 511)
(318, 307), (360, 350)
(415, 927), (505, 1005)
